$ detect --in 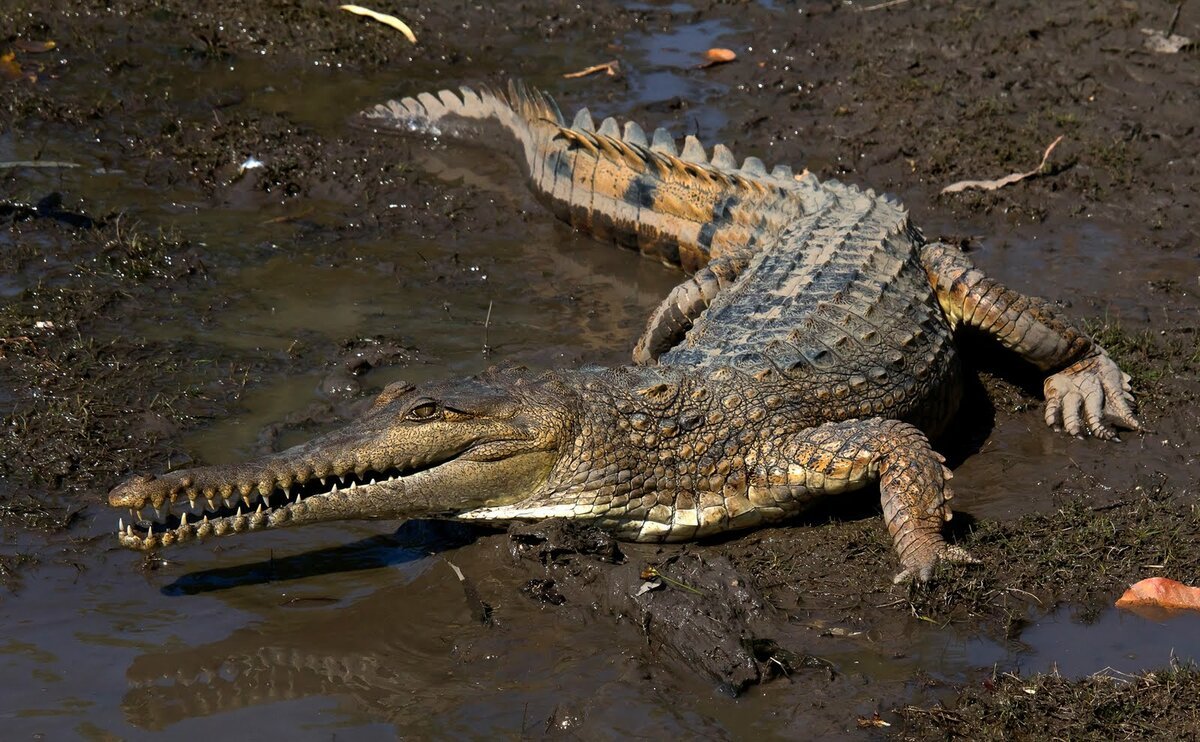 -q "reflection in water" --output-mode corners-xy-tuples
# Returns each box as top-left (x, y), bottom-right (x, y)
(123, 578), (477, 731)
